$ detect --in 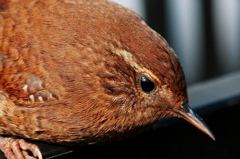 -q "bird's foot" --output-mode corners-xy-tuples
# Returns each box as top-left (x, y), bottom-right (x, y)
(0, 136), (42, 159)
